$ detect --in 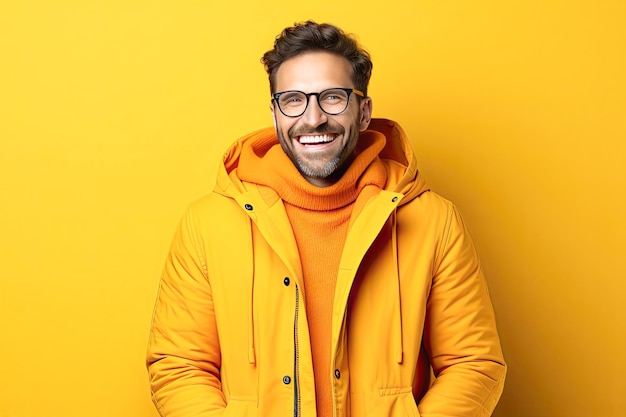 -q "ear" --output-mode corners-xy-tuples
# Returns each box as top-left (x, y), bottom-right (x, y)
(358, 97), (372, 131)
(270, 103), (277, 129)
